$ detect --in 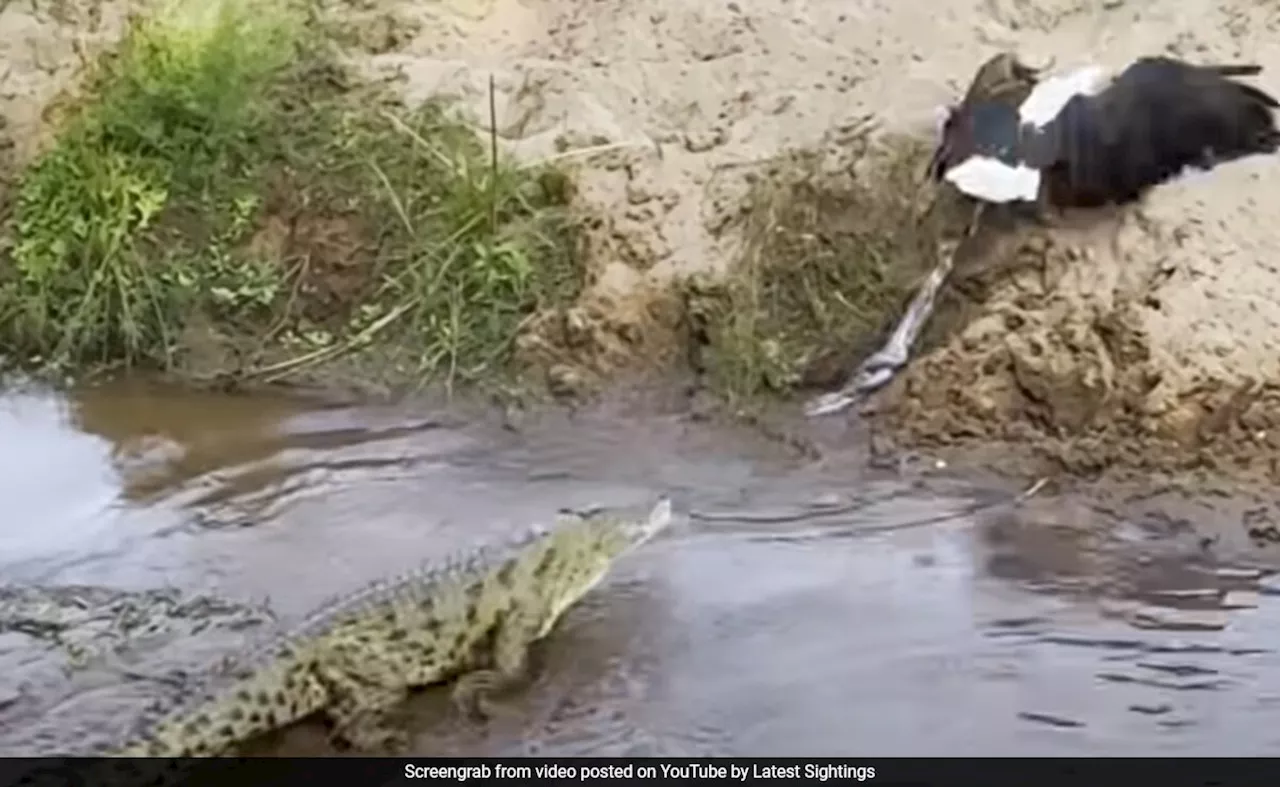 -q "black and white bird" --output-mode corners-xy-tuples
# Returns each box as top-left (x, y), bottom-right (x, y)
(929, 53), (1280, 214)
